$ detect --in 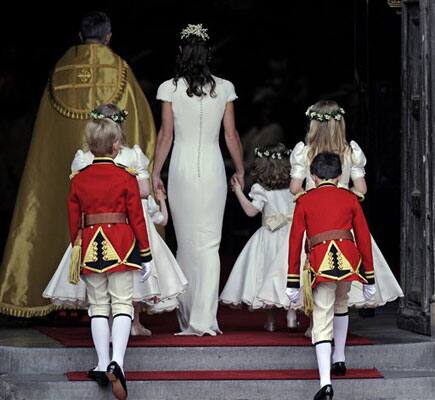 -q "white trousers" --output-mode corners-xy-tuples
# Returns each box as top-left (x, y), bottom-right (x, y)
(83, 270), (134, 318)
(312, 281), (351, 344)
